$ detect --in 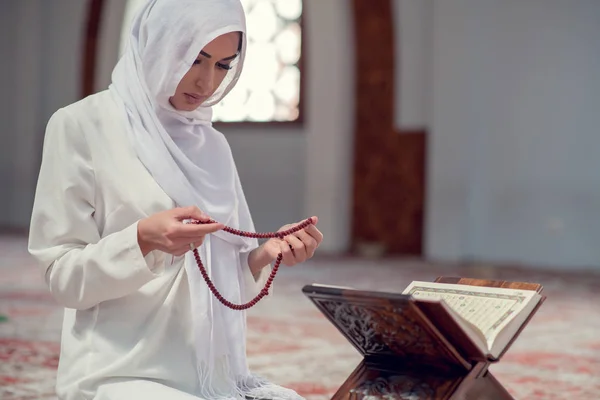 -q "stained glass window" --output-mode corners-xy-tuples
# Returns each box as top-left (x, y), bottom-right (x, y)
(120, 0), (303, 123)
